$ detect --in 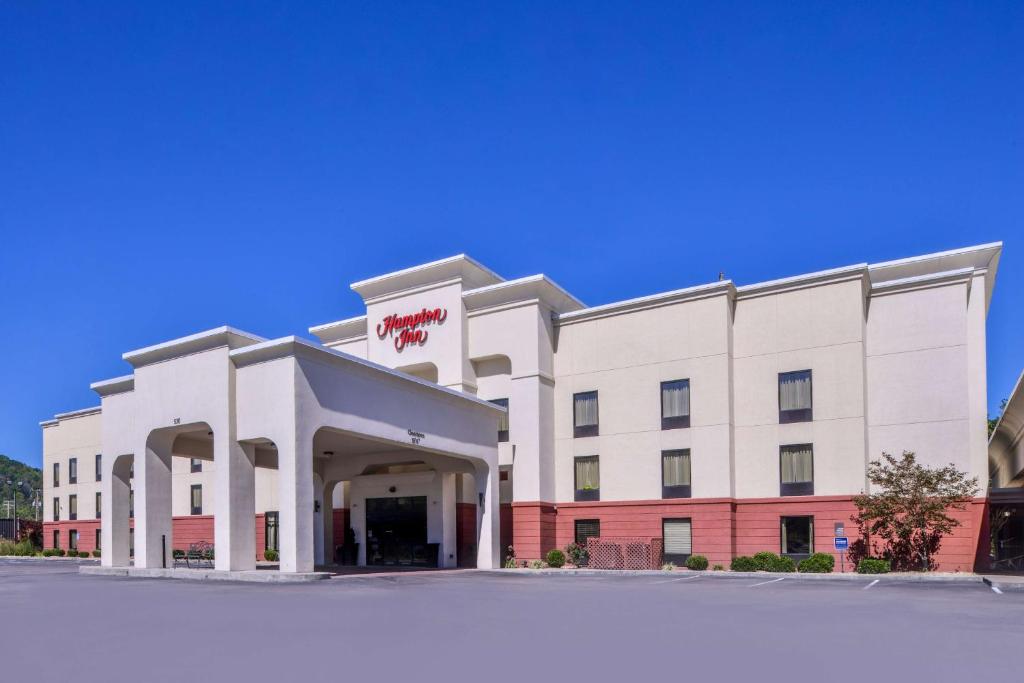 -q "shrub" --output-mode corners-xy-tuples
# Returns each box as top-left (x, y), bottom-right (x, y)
(55, 548), (66, 557)
(752, 551), (780, 571)
(857, 558), (891, 574)
(0, 539), (37, 556)
(79, 551), (91, 558)
(504, 546), (517, 569)
(545, 549), (566, 568)
(91, 550), (101, 558)
(770, 555), (797, 573)
(528, 559), (545, 569)
(798, 553), (835, 573)
(712, 564), (724, 571)
(661, 562), (676, 571)
(565, 542), (589, 567)
(263, 549), (279, 562)
(685, 555), (709, 571)
(731, 556), (759, 572)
